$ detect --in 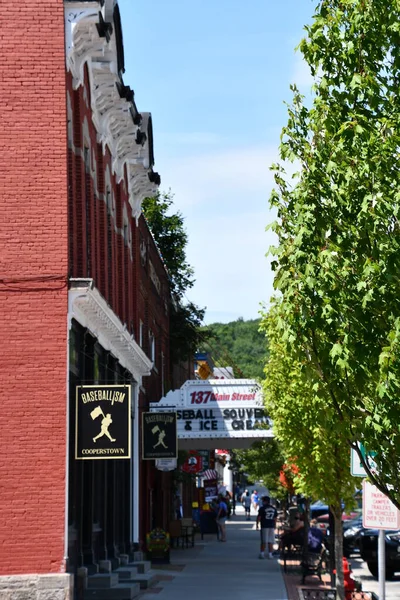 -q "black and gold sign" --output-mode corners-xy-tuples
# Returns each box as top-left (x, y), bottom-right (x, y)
(76, 385), (131, 460)
(142, 412), (177, 460)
